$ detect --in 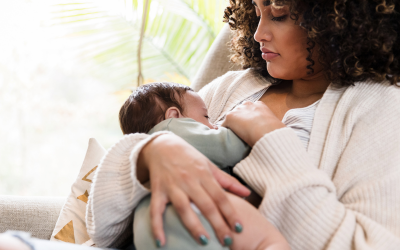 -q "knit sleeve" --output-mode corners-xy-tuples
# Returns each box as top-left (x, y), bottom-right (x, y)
(86, 131), (171, 248)
(234, 119), (400, 249)
(197, 70), (248, 124)
(197, 74), (223, 109)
